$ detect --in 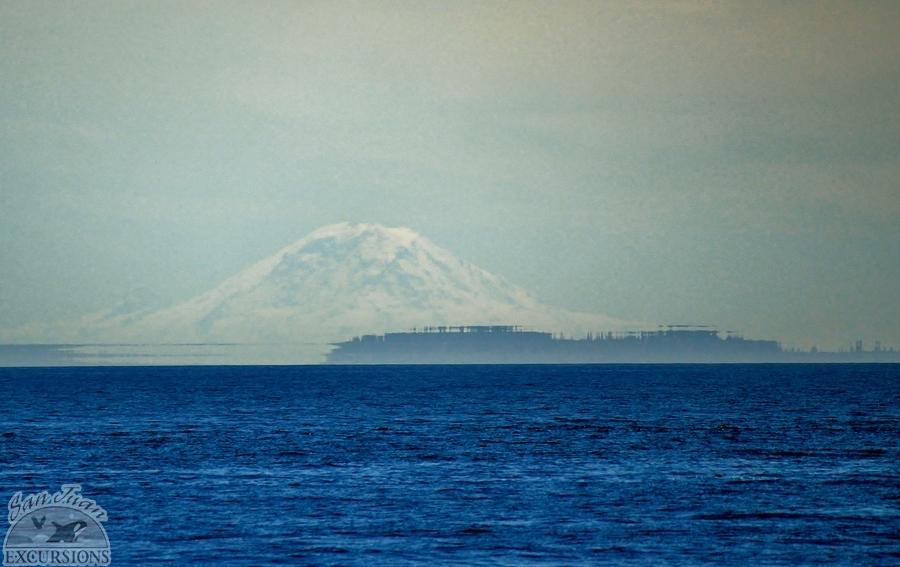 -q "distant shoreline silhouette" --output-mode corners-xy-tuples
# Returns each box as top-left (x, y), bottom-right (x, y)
(328, 325), (899, 364)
